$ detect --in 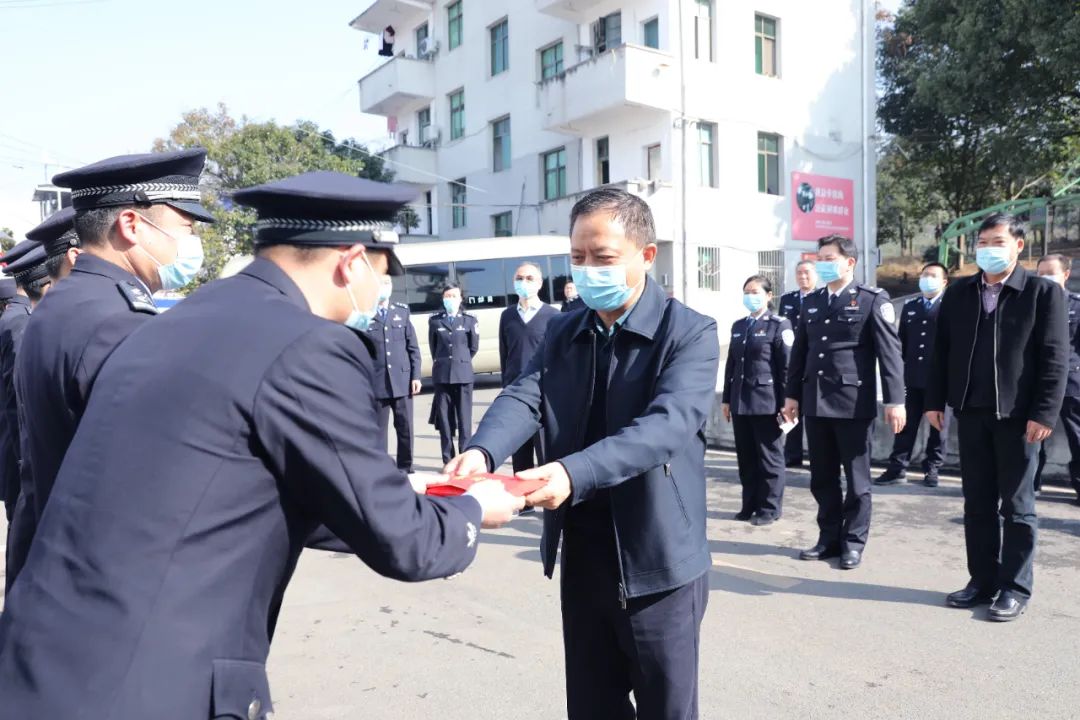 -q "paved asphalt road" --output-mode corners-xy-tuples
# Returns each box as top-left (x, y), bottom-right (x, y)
(3, 380), (1079, 719)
